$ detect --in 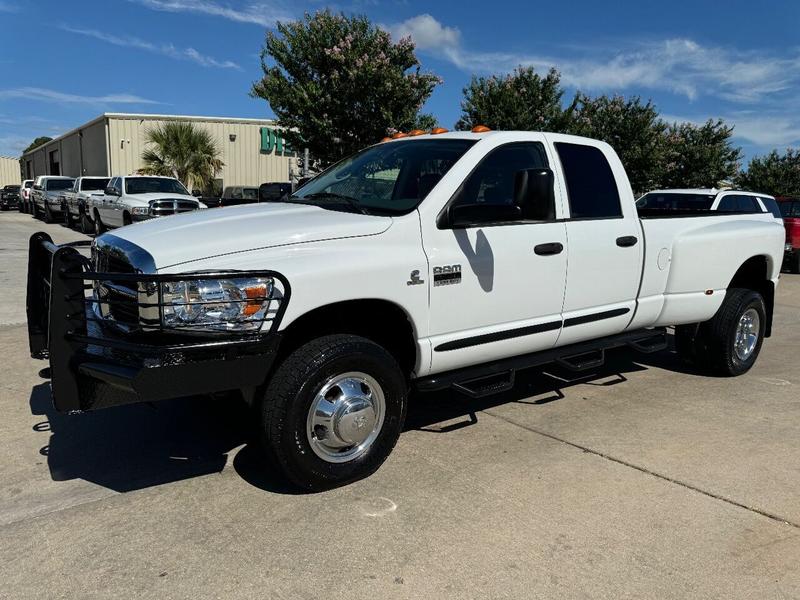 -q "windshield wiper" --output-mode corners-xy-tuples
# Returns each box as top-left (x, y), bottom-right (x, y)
(294, 192), (370, 215)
